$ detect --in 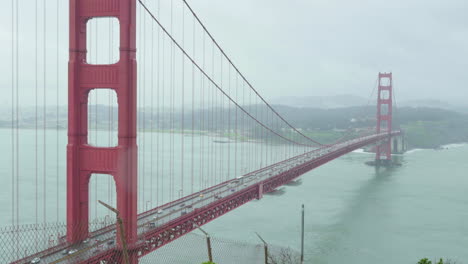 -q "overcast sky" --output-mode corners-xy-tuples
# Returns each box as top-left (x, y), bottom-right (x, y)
(0, 0), (467, 107)
(188, 0), (468, 104)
